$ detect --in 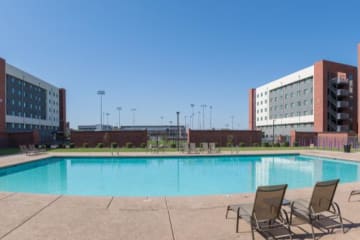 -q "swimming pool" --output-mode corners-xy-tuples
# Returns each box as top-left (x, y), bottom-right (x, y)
(0, 154), (359, 196)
